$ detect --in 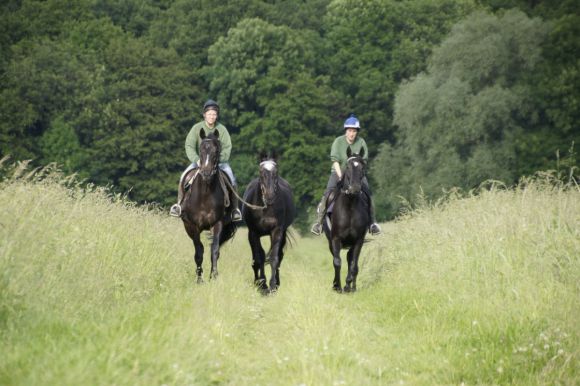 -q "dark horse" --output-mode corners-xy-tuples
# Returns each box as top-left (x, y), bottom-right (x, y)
(323, 147), (370, 293)
(242, 152), (295, 293)
(179, 129), (237, 283)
